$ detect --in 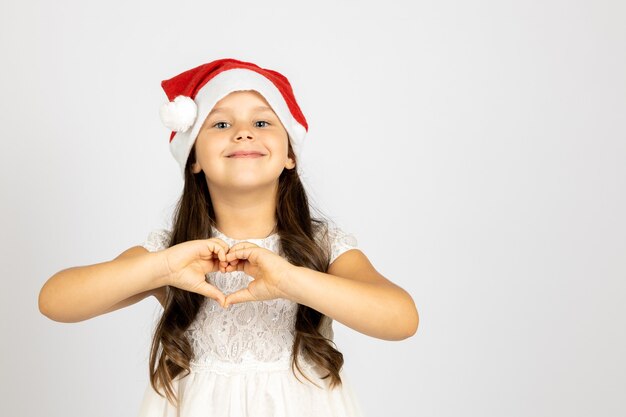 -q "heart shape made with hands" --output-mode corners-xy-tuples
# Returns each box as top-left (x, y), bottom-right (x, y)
(205, 240), (294, 309)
